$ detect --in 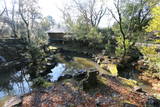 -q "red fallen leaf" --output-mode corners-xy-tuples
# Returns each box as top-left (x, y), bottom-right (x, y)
(95, 93), (103, 97)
